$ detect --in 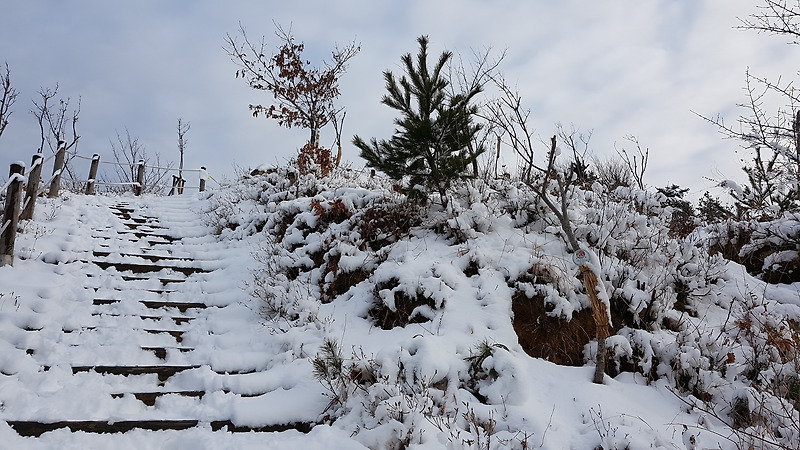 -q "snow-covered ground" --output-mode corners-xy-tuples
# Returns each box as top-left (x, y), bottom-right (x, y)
(0, 171), (798, 449)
